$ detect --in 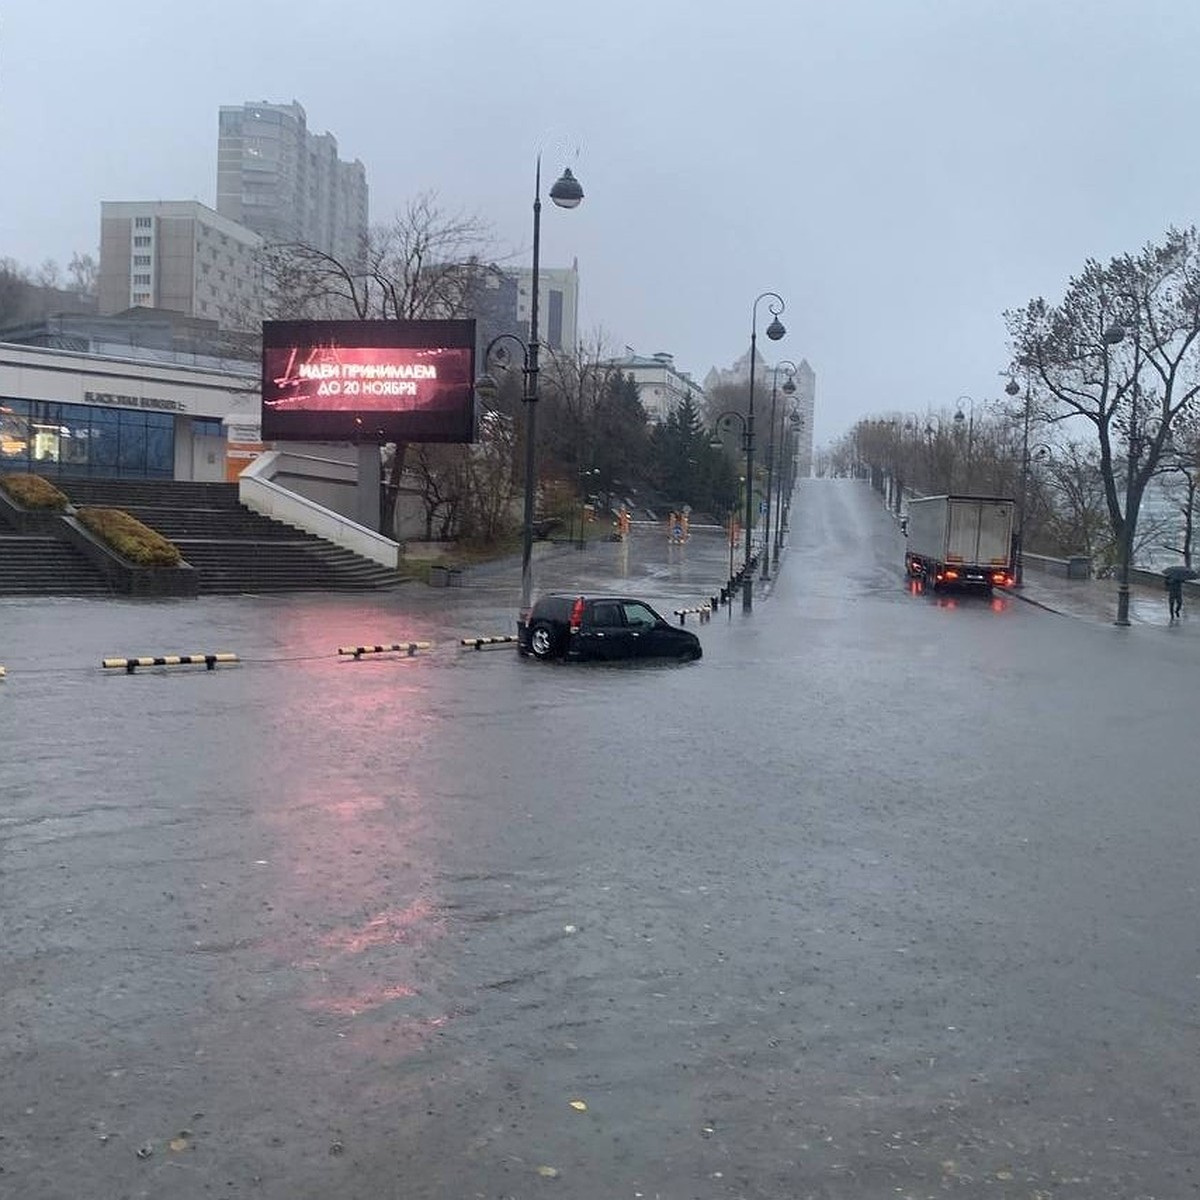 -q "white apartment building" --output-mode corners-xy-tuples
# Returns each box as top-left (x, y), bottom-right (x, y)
(606, 349), (705, 423)
(98, 201), (262, 330)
